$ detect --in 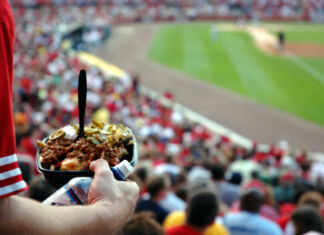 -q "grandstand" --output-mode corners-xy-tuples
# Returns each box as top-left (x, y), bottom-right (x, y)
(9, 0), (324, 22)
(7, 0), (324, 234)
